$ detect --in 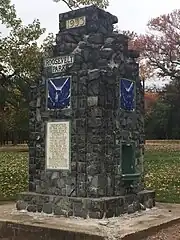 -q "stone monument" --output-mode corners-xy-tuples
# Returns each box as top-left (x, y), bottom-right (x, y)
(17, 5), (155, 218)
